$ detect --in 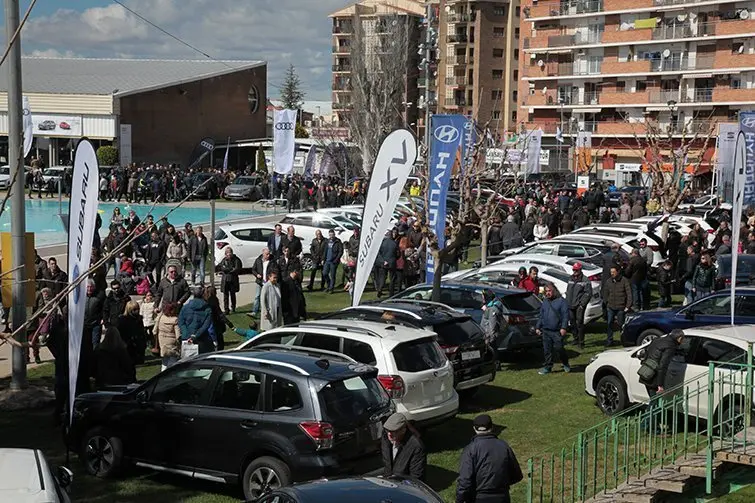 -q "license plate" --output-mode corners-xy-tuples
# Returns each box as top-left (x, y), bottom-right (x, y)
(369, 421), (382, 440)
(461, 350), (481, 361)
